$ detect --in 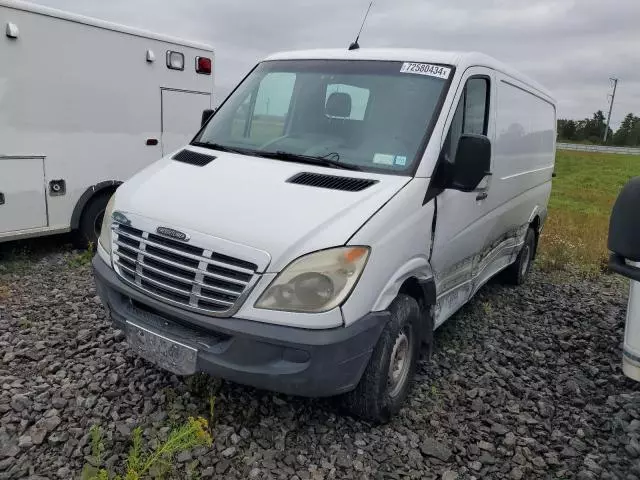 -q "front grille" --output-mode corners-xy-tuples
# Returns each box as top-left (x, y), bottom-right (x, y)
(112, 223), (258, 316)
